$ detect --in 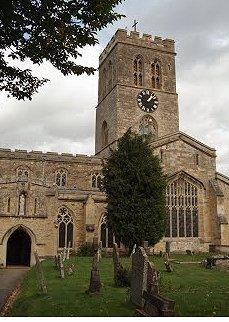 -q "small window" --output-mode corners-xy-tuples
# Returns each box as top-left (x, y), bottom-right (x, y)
(151, 60), (162, 89)
(17, 169), (29, 180)
(133, 55), (143, 86)
(7, 197), (11, 213)
(55, 169), (67, 187)
(91, 174), (103, 190)
(195, 154), (199, 166)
